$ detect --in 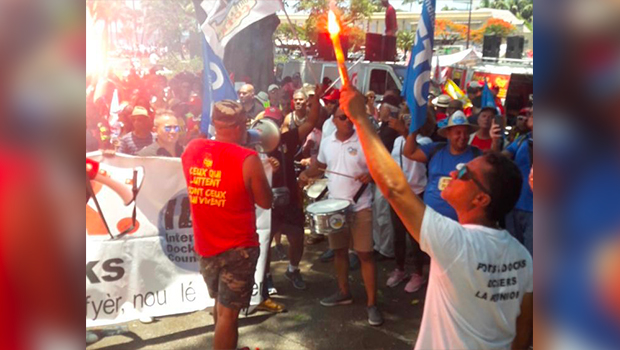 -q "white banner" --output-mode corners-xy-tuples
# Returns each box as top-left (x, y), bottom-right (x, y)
(86, 152), (271, 327)
(200, 0), (282, 58)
